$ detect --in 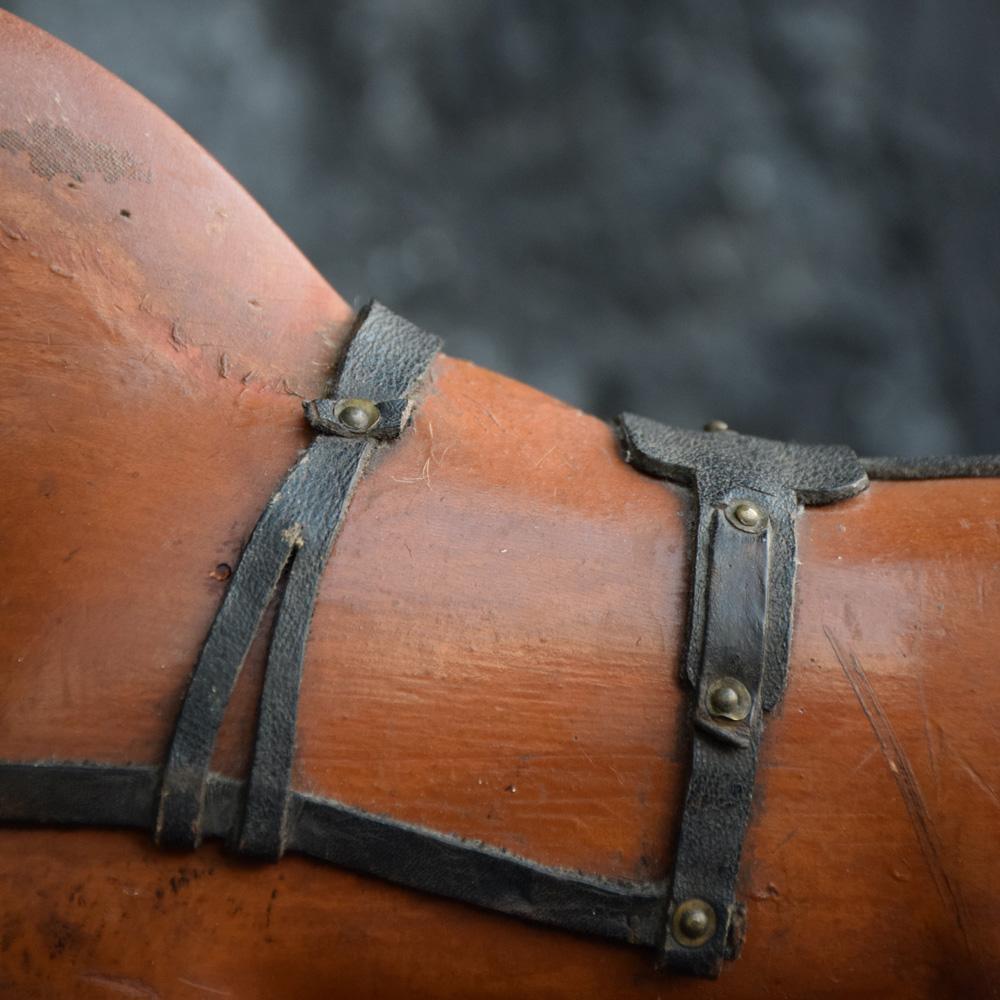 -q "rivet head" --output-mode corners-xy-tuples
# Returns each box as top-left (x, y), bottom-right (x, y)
(706, 677), (752, 722)
(334, 397), (380, 433)
(710, 685), (739, 715)
(725, 500), (767, 533)
(672, 898), (716, 947)
(704, 419), (729, 432)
